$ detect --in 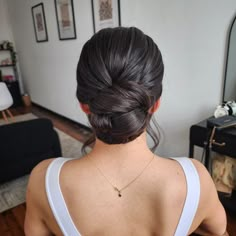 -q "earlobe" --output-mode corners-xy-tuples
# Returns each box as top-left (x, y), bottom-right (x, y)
(149, 98), (161, 114)
(80, 103), (91, 114)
